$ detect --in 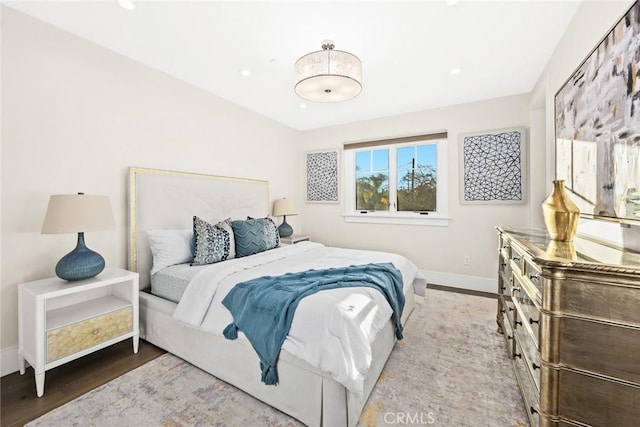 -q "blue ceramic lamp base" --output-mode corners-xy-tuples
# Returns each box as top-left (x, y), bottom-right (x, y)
(56, 232), (105, 281)
(278, 216), (293, 238)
